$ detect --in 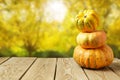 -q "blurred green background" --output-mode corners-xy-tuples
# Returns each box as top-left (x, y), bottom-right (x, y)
(0, 0), (120, 58)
